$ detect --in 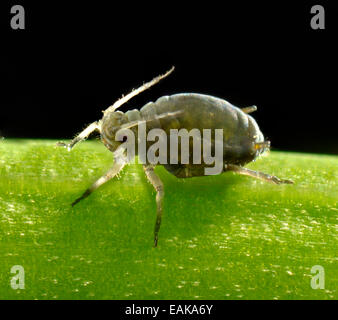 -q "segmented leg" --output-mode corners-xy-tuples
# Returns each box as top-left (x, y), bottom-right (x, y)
(143, 165), (164, 247)
(227, 164), (294, 184)
(57, 121), (100, 151)
(72, 159), (126, 206)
